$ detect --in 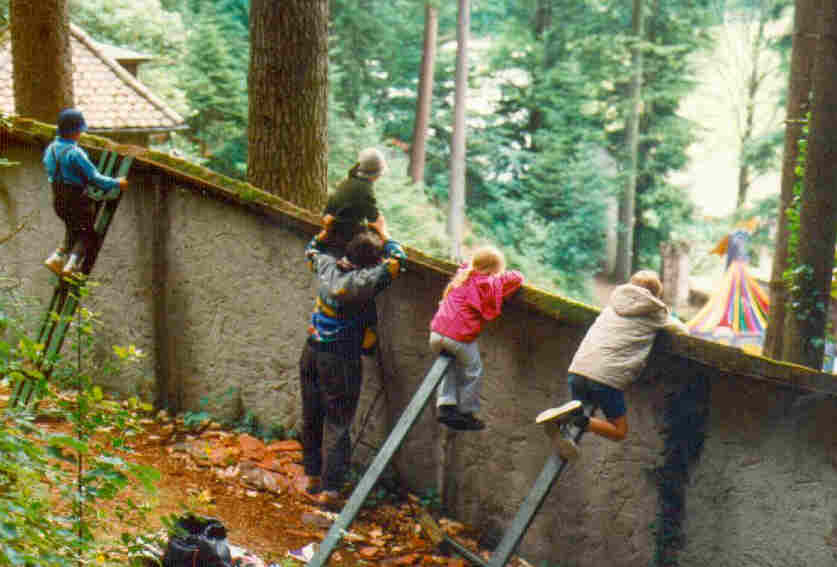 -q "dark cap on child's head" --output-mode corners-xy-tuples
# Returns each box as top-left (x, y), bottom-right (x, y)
(57, 109), (88, 137)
